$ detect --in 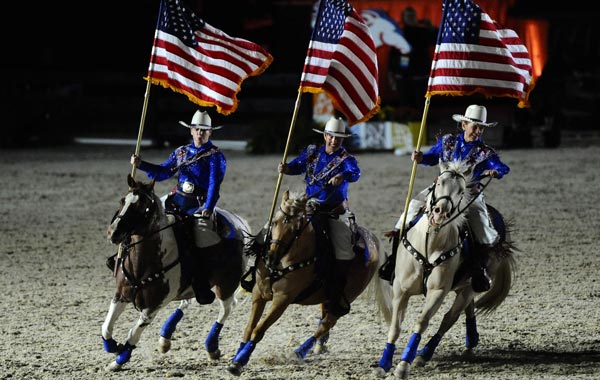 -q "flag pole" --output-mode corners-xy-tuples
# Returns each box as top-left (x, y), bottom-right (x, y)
(114, 79), (153, 277)
(265, 0), (326, 231)
(131, 80), (153, 179)
(397, 95), (431, 238)
(116, 36), (157, 276)
(266, 91), (303, 229)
